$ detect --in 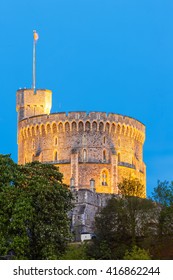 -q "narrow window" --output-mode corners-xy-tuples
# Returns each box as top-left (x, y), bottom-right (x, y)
(92, 121), (97, 132)
(32, 140), (35, 149)
(85, 121), (90, 131)
(118, 153), (121, 162)
(103, 150), (106, 162)
(103, 136), (106, 144)
(54, 151), (58, 161)
(102, 171), (108, 186)
(54, 137), (58, 145)
(79, 121), (84, 132)
(83, 149), (87, 162)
